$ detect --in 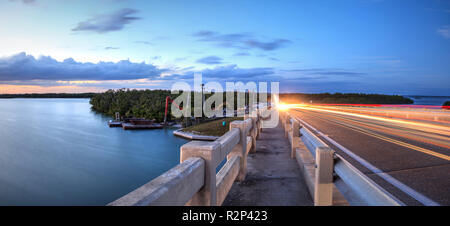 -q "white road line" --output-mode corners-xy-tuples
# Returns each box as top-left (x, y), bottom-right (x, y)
(293, 115), (441, 206)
